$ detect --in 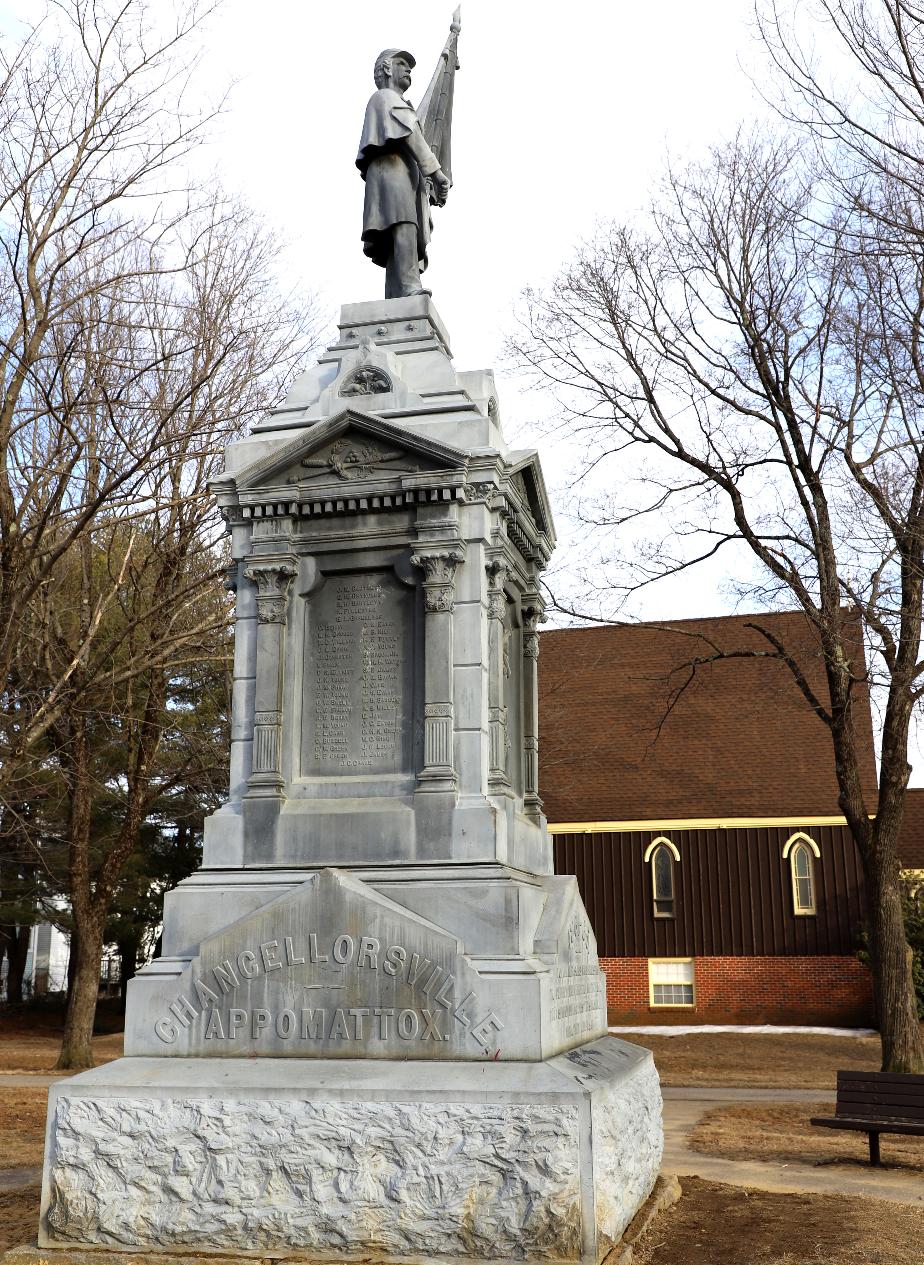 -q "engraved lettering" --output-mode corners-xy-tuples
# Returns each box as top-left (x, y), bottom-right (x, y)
(309, 933), (329, 964)
(398, 1009), (419, 1040)
(332, 934), (354, 964)
(238, 950), (258, 979)
(229, 1008), (247, 1036)
(169, 996), (198, 1028)
(204, 1010), (226, 1040)
(308, 574), (409, 774)
(421, 1009), (443, 1041)
(260, 940), (282, 972)
(548, 956), (604, 1037)
(154, 1019), (177, 1044)
(194, 978), (220, 1008)
(301, 1008), (325, 1038)
(349, 1007), (371, 1039)
(434, 974), (454, 1008)
(284, 936), (306, 966)
(453, 990), (476, 1027)
(329, 1008), (350, 1040)
(252, 1008), (271, 1037)
(472, 1010), (504, 1048)
(383, 944), (406, 977)
(212, 960), (239, 993)
(357, 936), (379, 969)
(374, 1006), (395, 1038)
(276, 1009), (296, 1039)
(406, 953), (431, 988)
(421, 964), (443, 993)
